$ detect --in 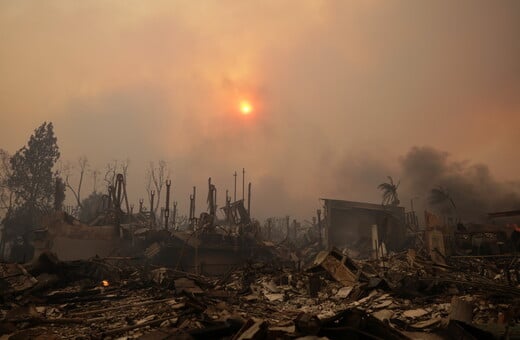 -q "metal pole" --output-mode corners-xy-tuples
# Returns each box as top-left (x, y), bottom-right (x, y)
(173, 201), (177, 229)
(164, 180), (171, 229)
(226, 195), (231, 224)
(191, 186), (196, 228)
(189, 193), (194, 221)
(121, 174), (130, 215)
(317, 209), (322, 248)
(208, 177), (212, 214)
(150, 190), (155, 227)
(193, 186), (196, 214)
(242, 168), (245, 200)
(247, 182), (251, 216)
(286, 216), (290, 241)
(214, 186), (217, 214)
(108, 186), (113, 209)
(233, 171), (237, 202)
(116, 174), (123, 208)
